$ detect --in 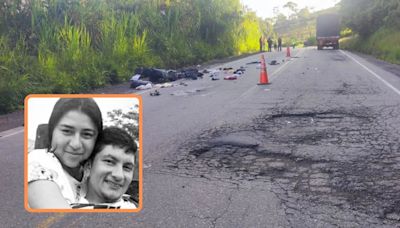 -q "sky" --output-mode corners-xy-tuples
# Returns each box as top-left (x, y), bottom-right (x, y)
(27, 97), (139, 141)
(240, 0), (340, 19)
